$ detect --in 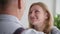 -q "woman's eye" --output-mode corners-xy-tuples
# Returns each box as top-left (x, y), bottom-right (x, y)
(35, 10), (40, 13)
